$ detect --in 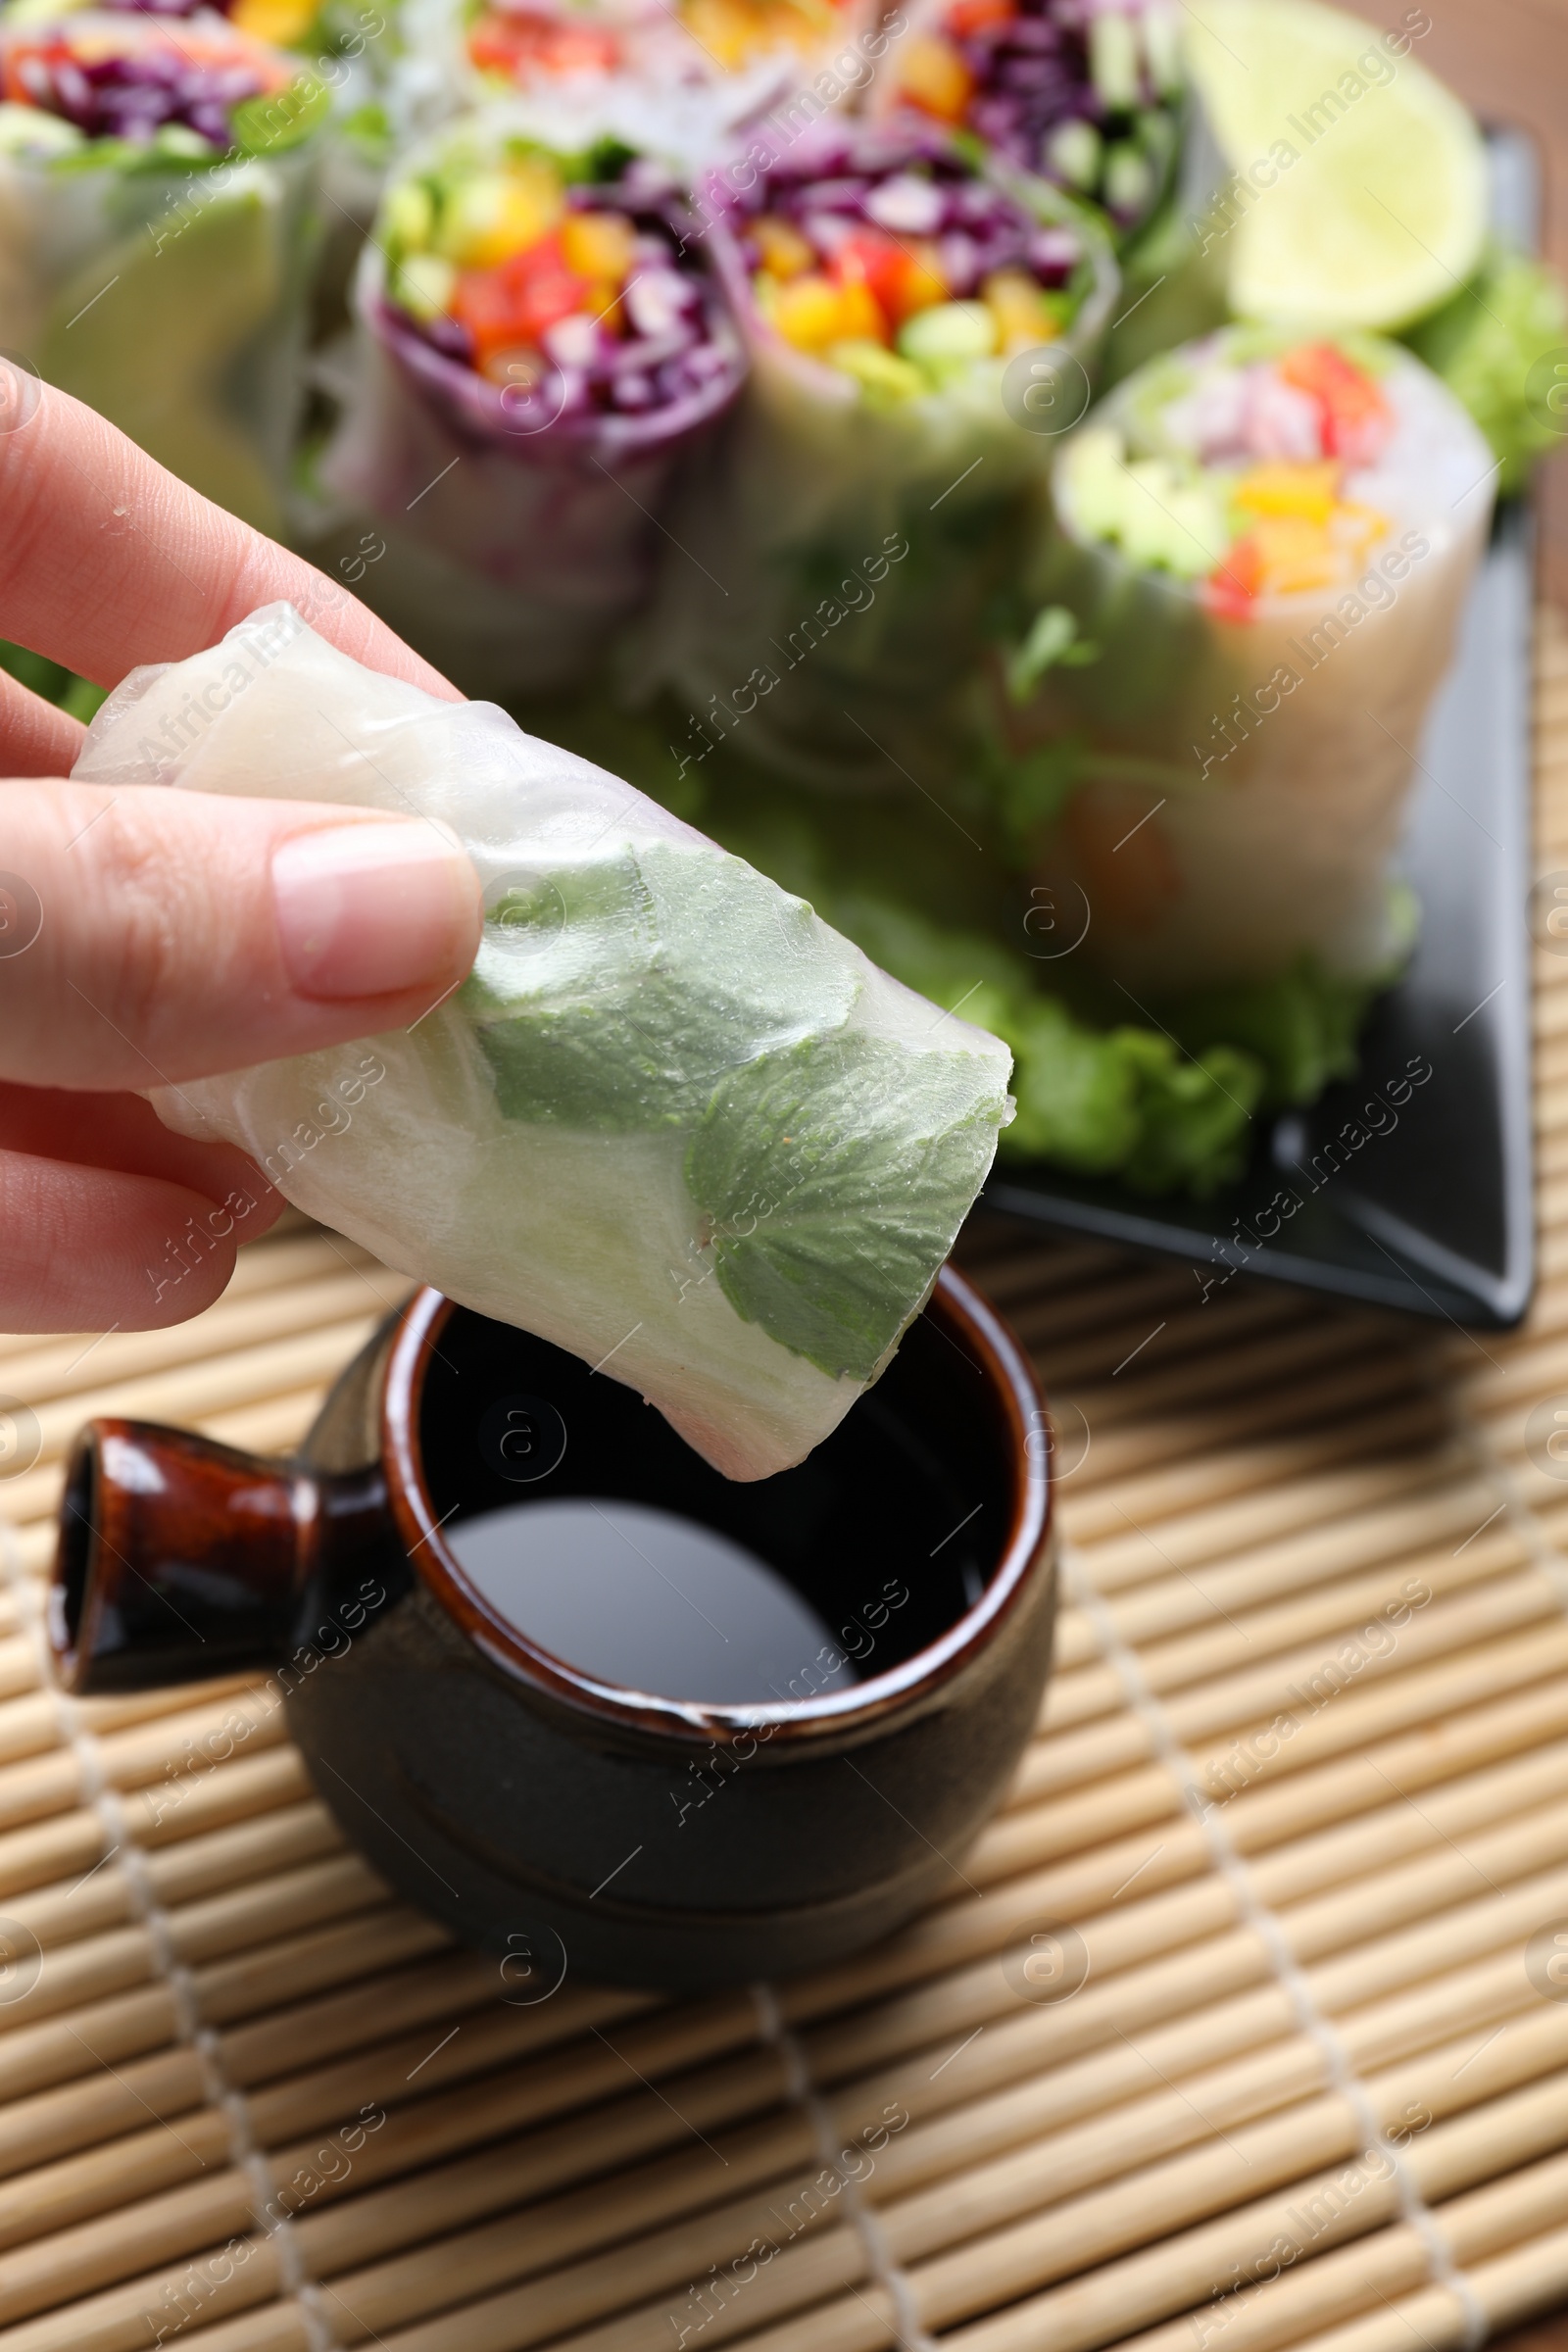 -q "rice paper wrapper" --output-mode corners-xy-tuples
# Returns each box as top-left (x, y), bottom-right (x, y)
(1014, 349), (1494, 992)
(632, 147), (1118, 791)
(75, 605), (1014, 1482)
(0, 30), (322, 534)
